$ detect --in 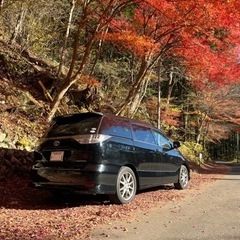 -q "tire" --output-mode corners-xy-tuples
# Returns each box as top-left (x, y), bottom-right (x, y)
(109, 166), (137, 204)
(174, 165), (189, 190)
